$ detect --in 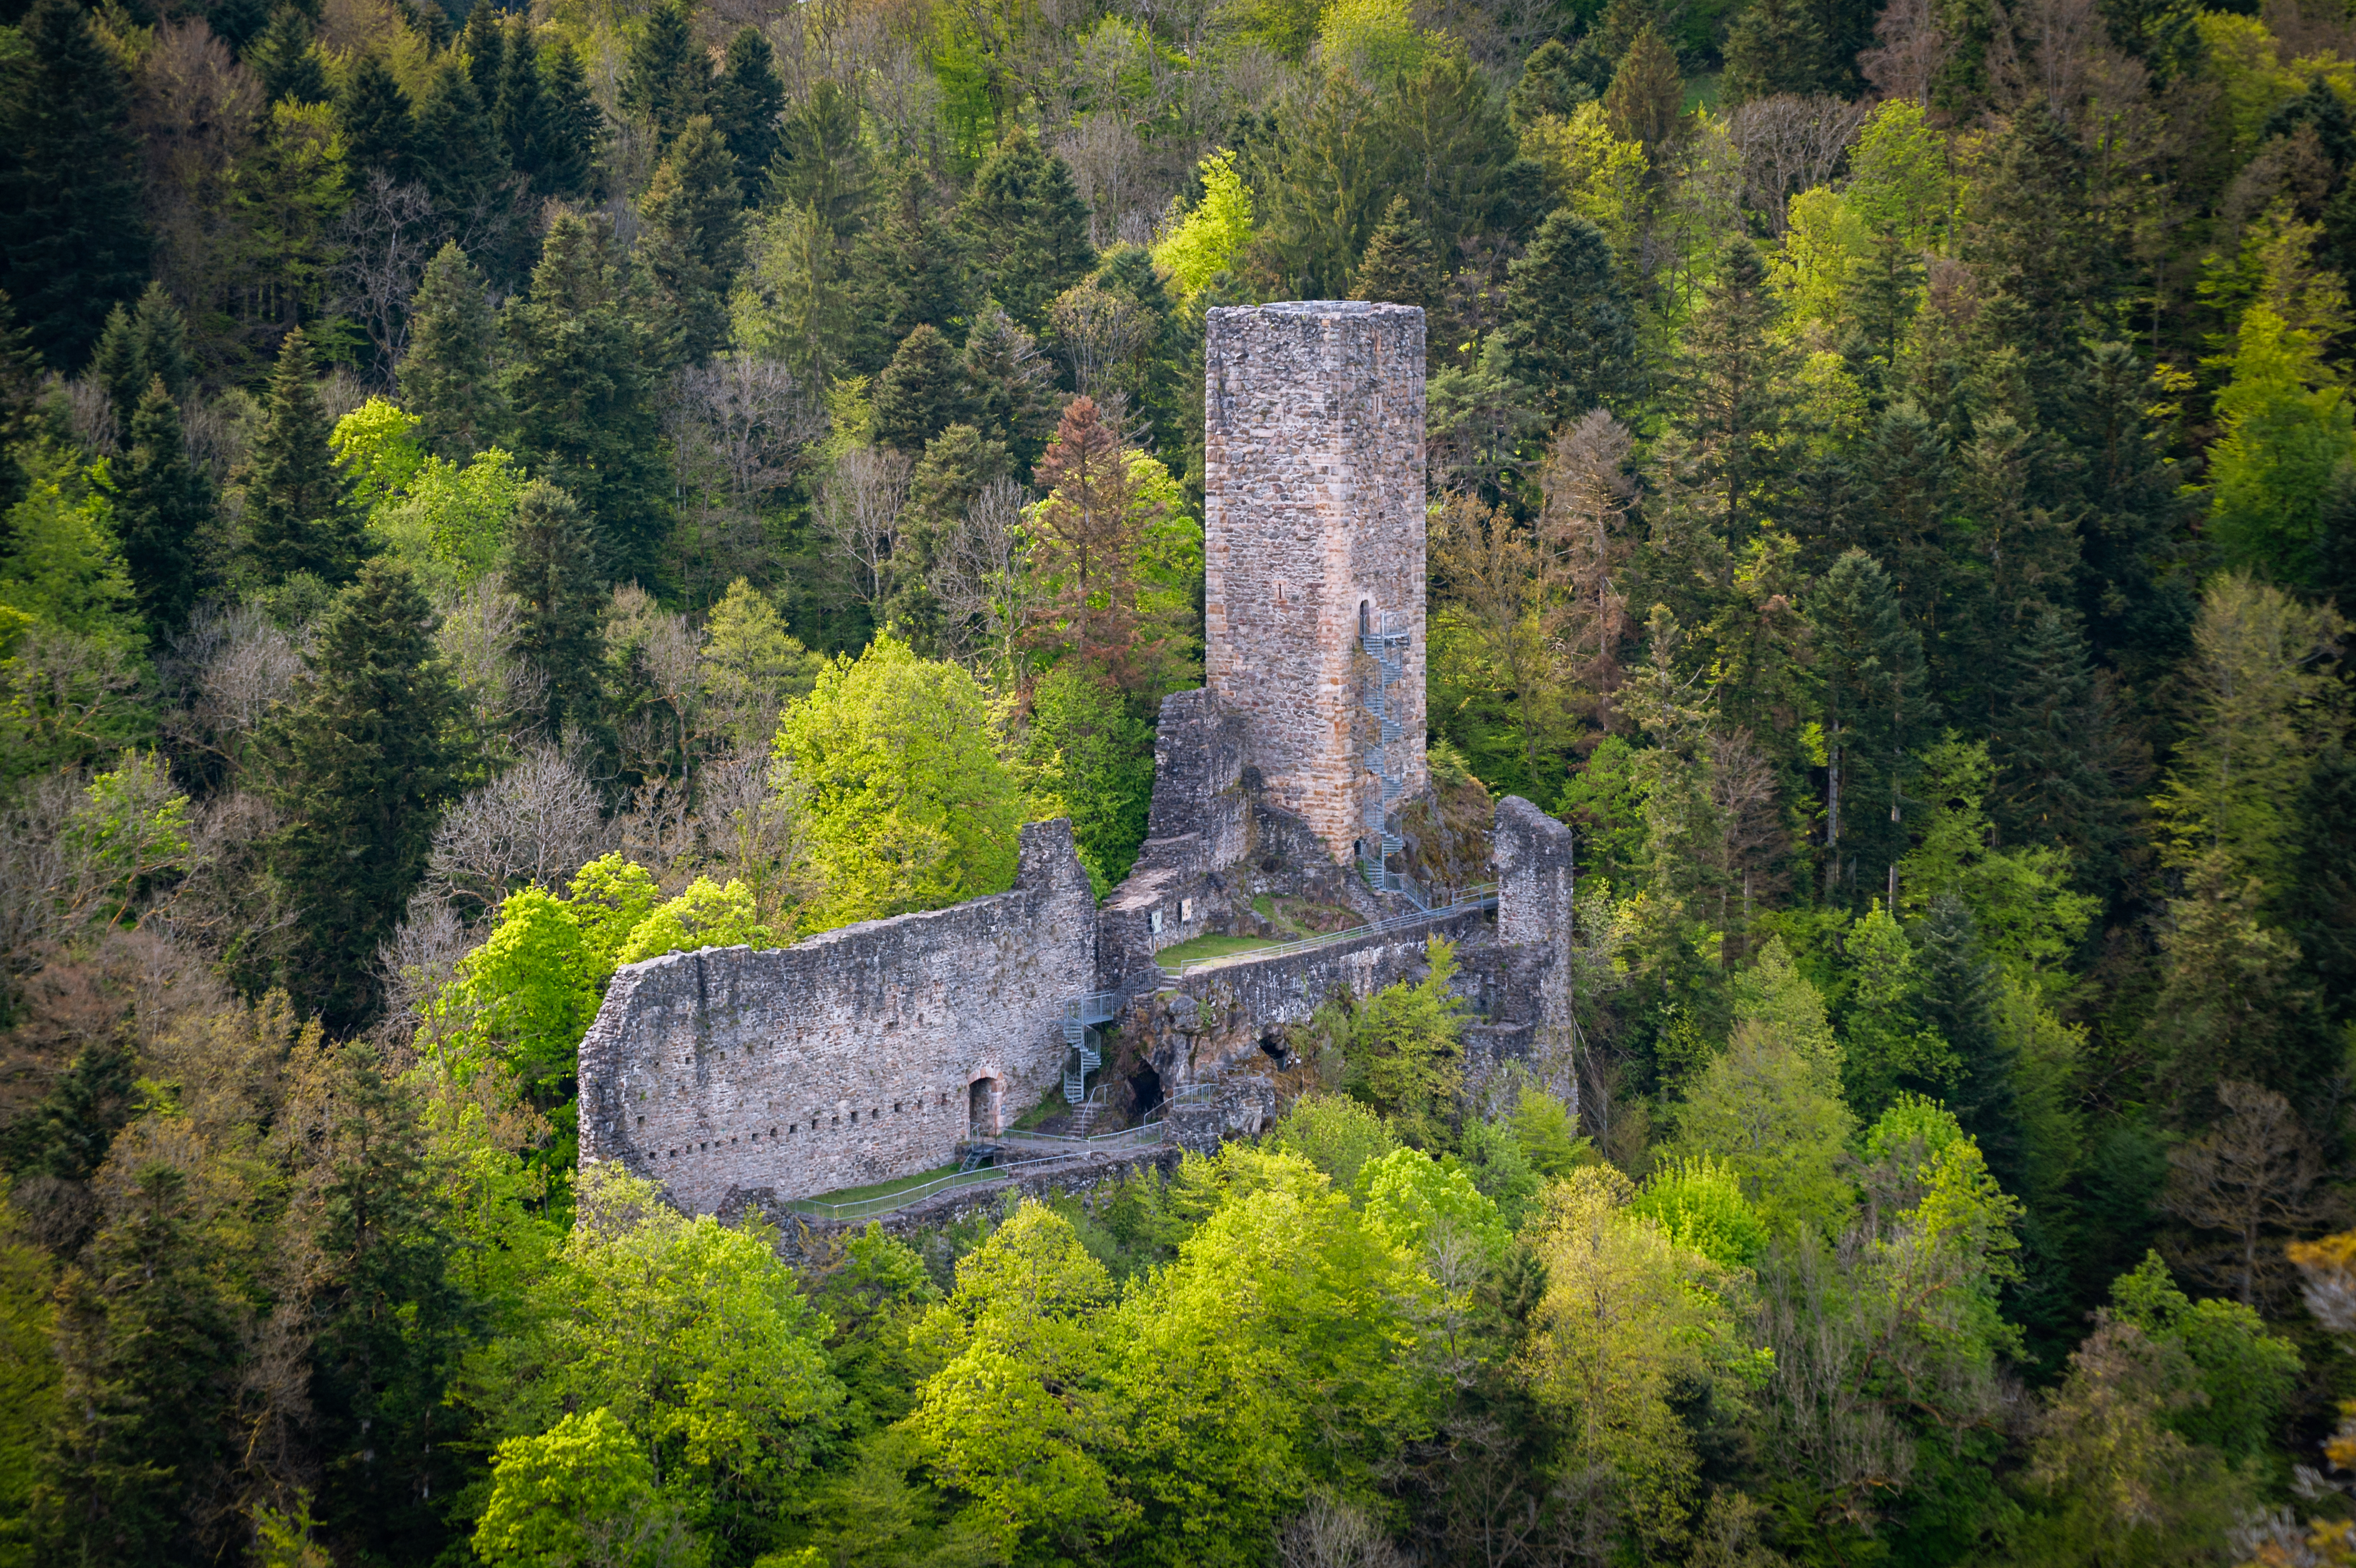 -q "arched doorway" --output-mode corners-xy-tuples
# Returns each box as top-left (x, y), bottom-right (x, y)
(967, 1077), (1000, 1138)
